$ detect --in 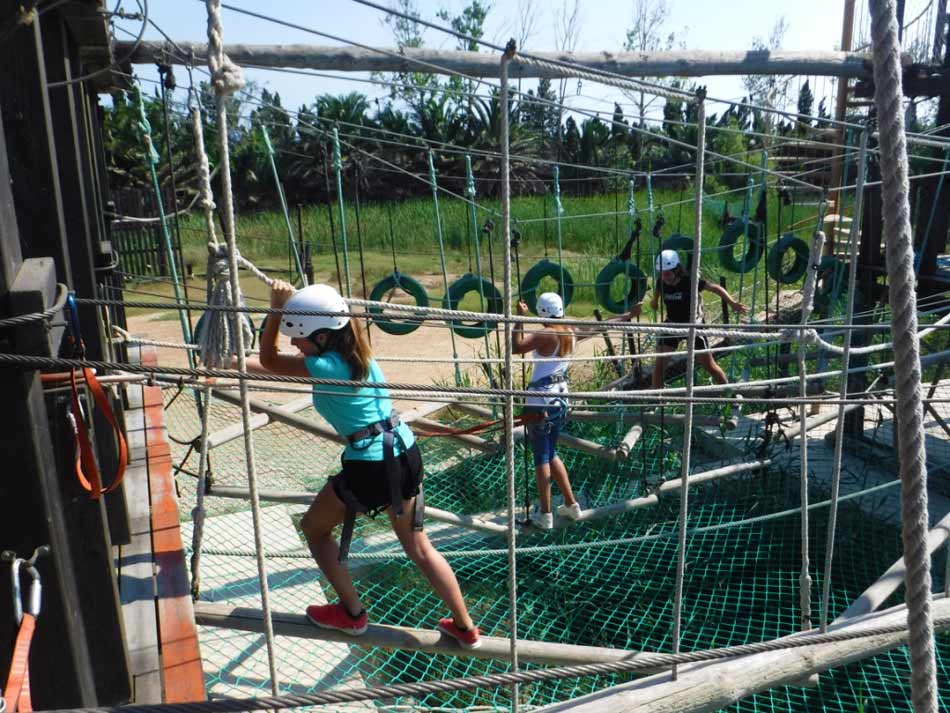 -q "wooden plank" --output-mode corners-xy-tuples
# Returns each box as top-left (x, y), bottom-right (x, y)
(142, 372), (205, 703)
(193, 601), (659, 668)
